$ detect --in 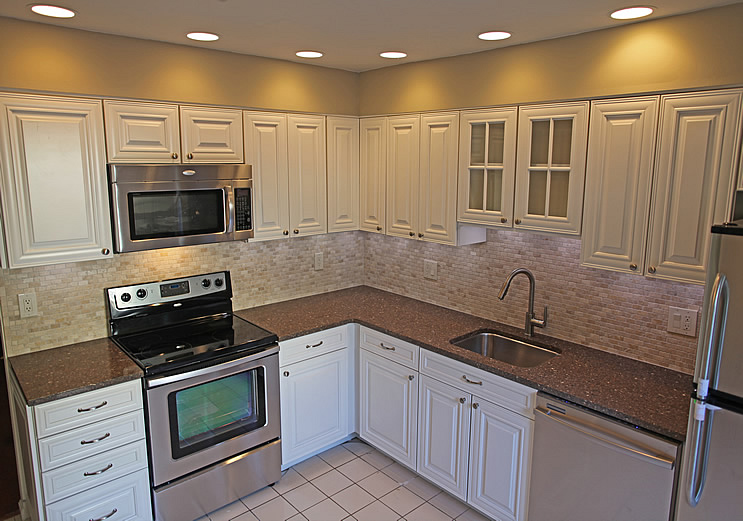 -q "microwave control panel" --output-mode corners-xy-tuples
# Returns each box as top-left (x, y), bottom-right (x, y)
(235, 188), (252, 232)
